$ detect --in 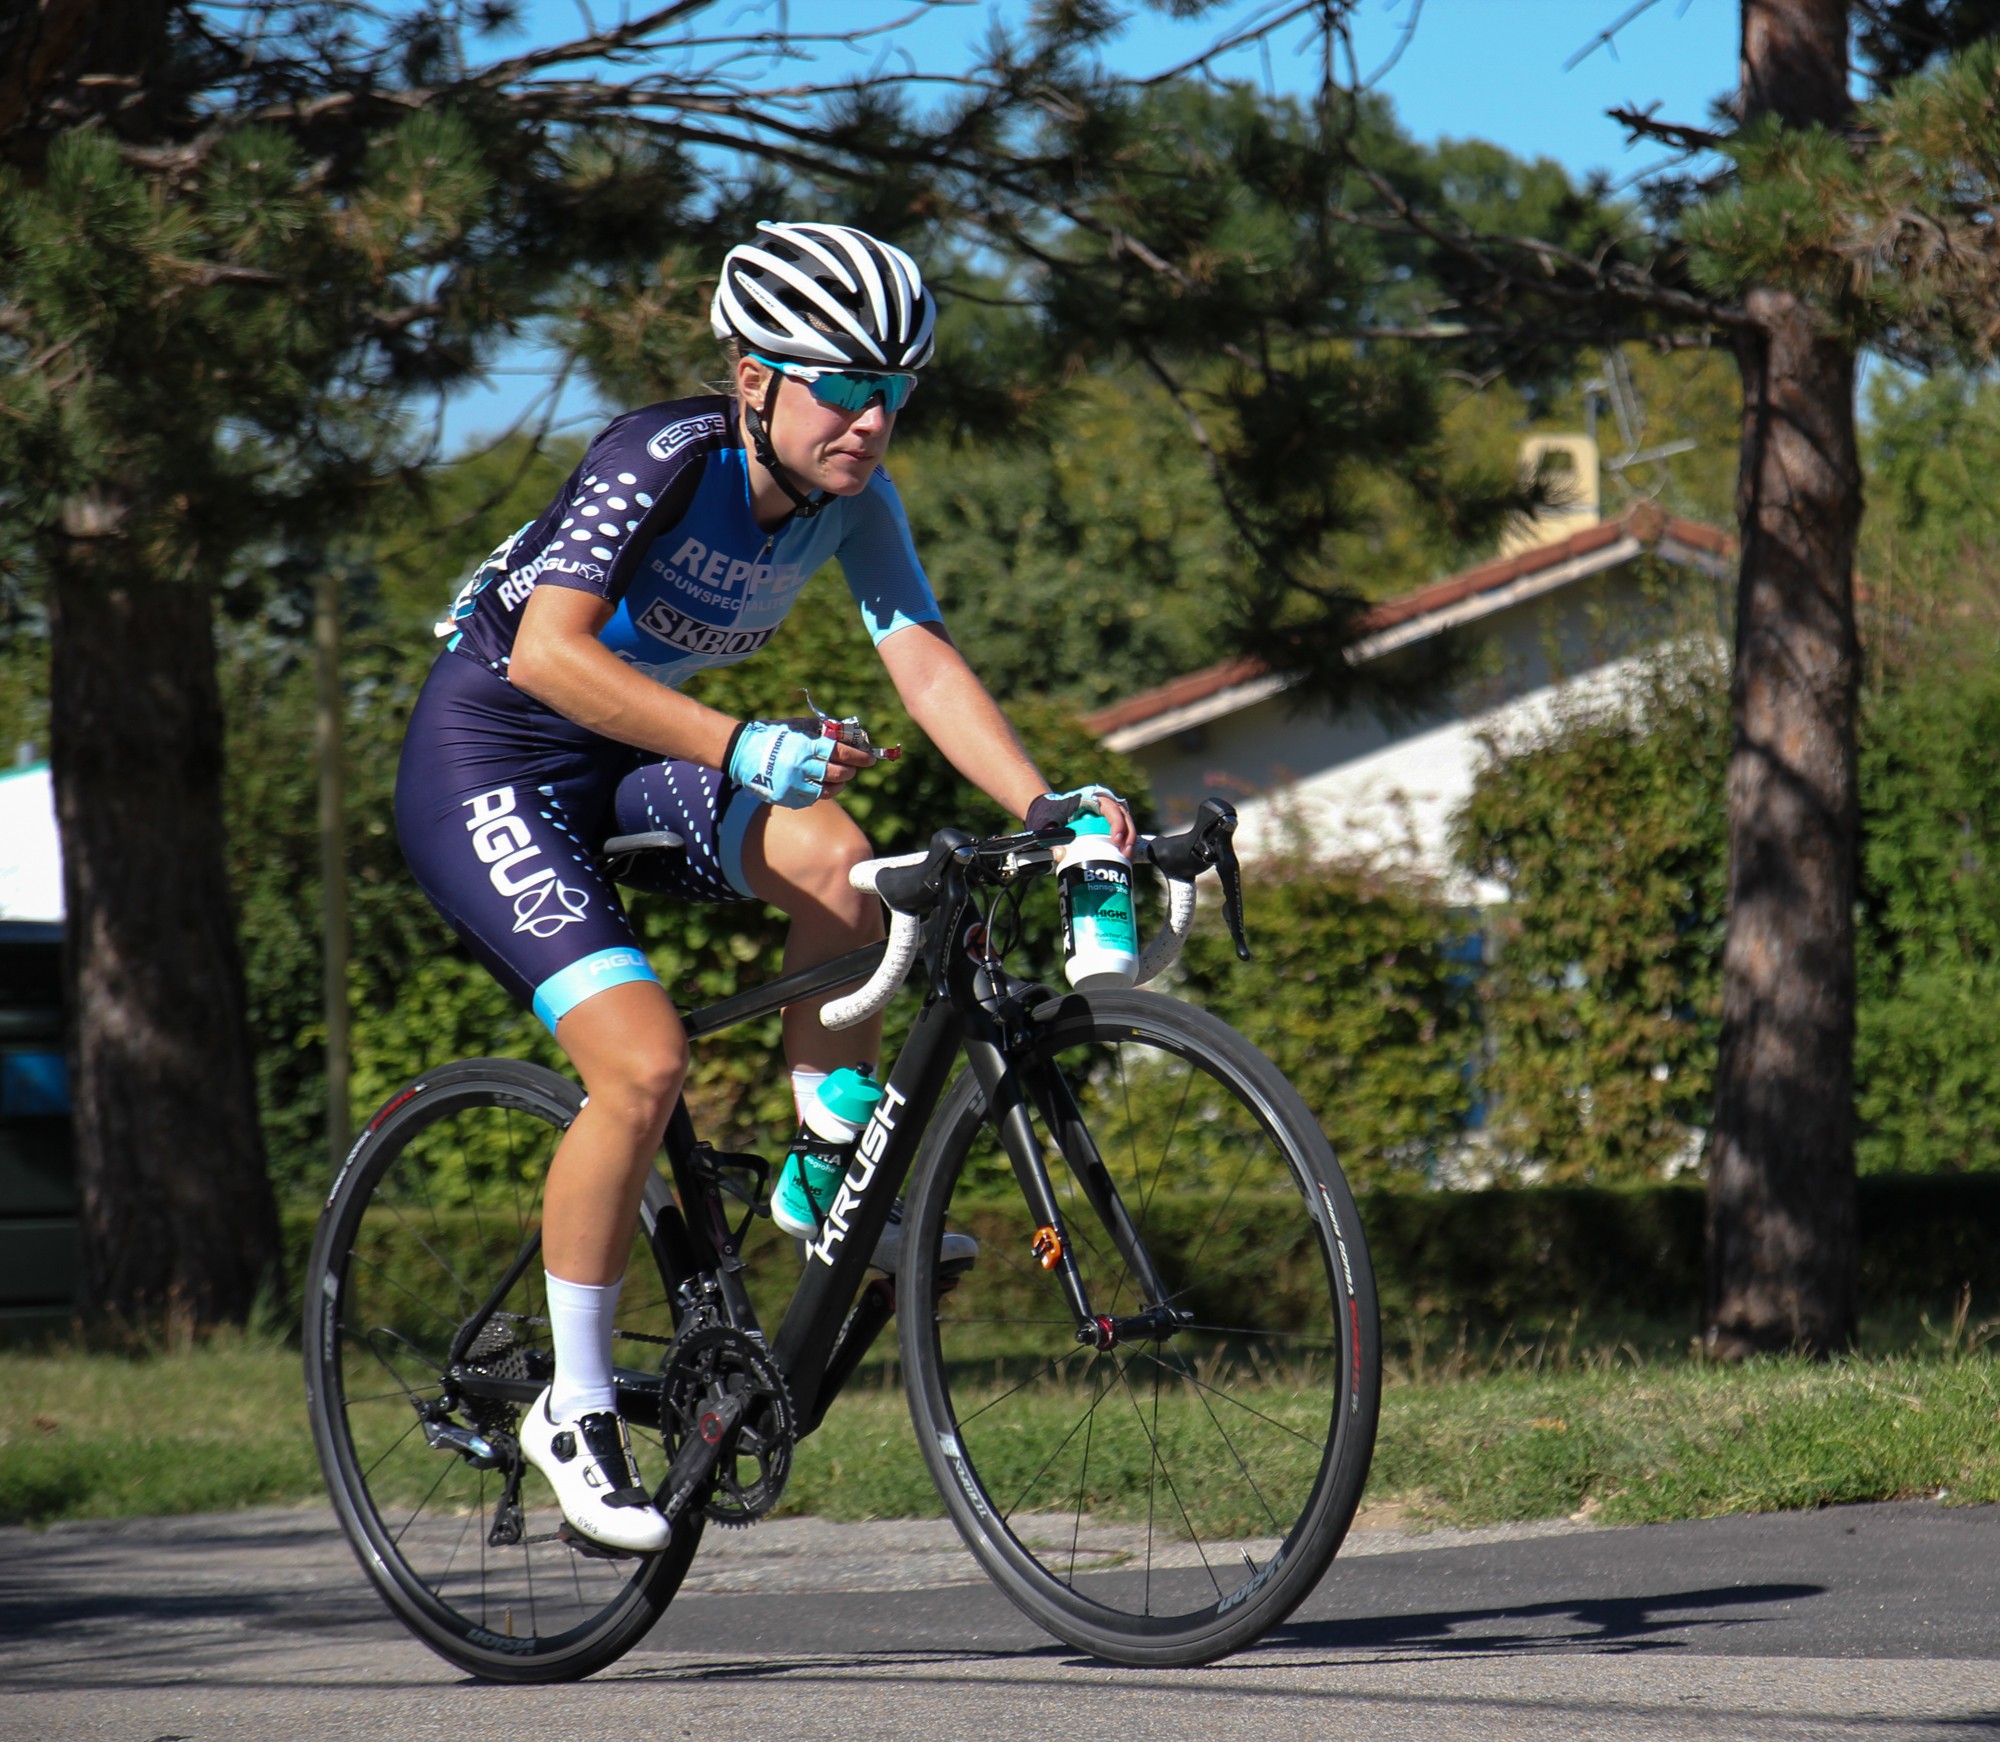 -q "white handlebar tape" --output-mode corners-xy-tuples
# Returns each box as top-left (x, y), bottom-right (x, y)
(820, 910), (923, 1030)
(819, 851), (933, 1030)
(818, 847), (1200, 1024)
(847, 849), (932, 896)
